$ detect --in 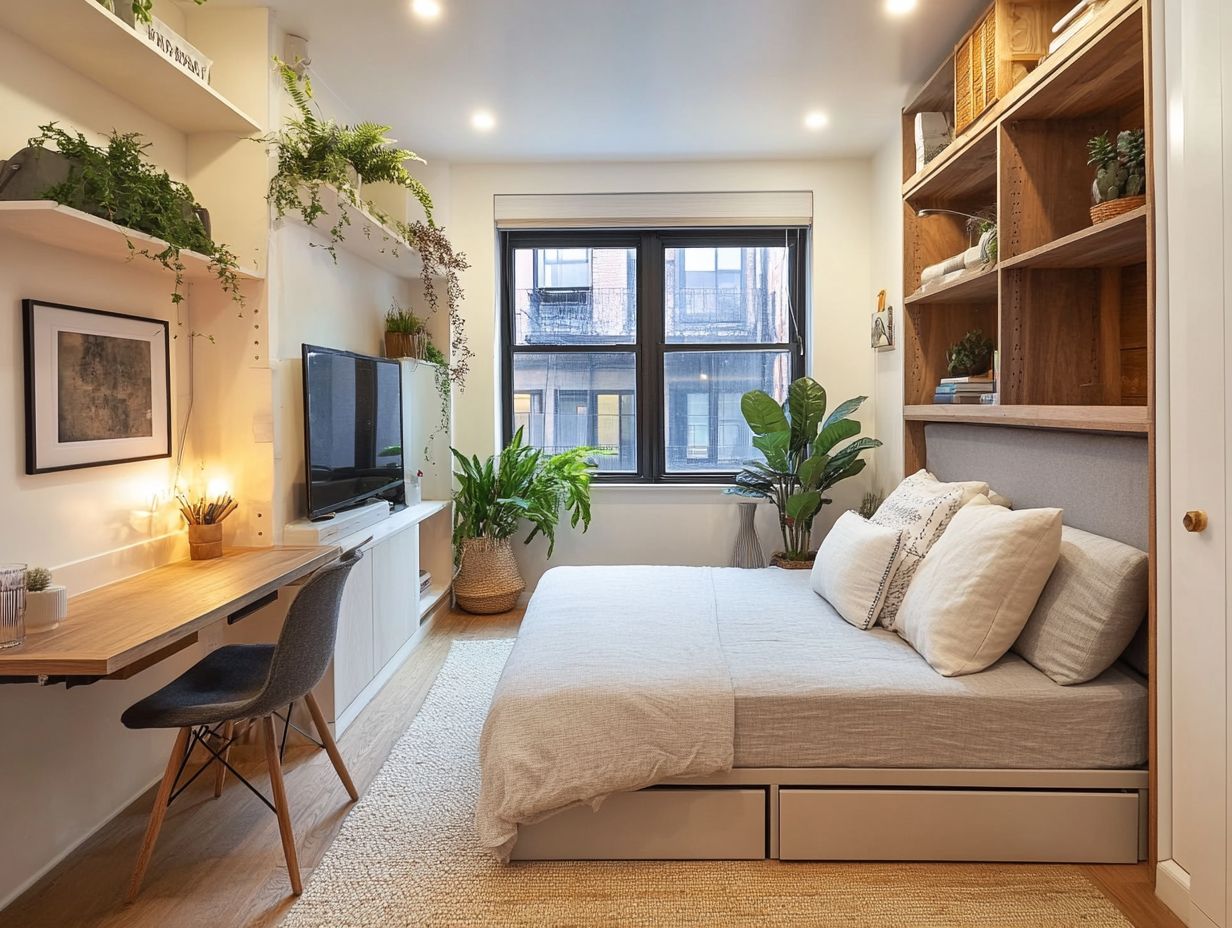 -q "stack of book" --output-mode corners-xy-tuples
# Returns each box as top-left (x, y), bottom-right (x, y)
(934, 372), (997, 405)
(419, 570), (432, 595)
